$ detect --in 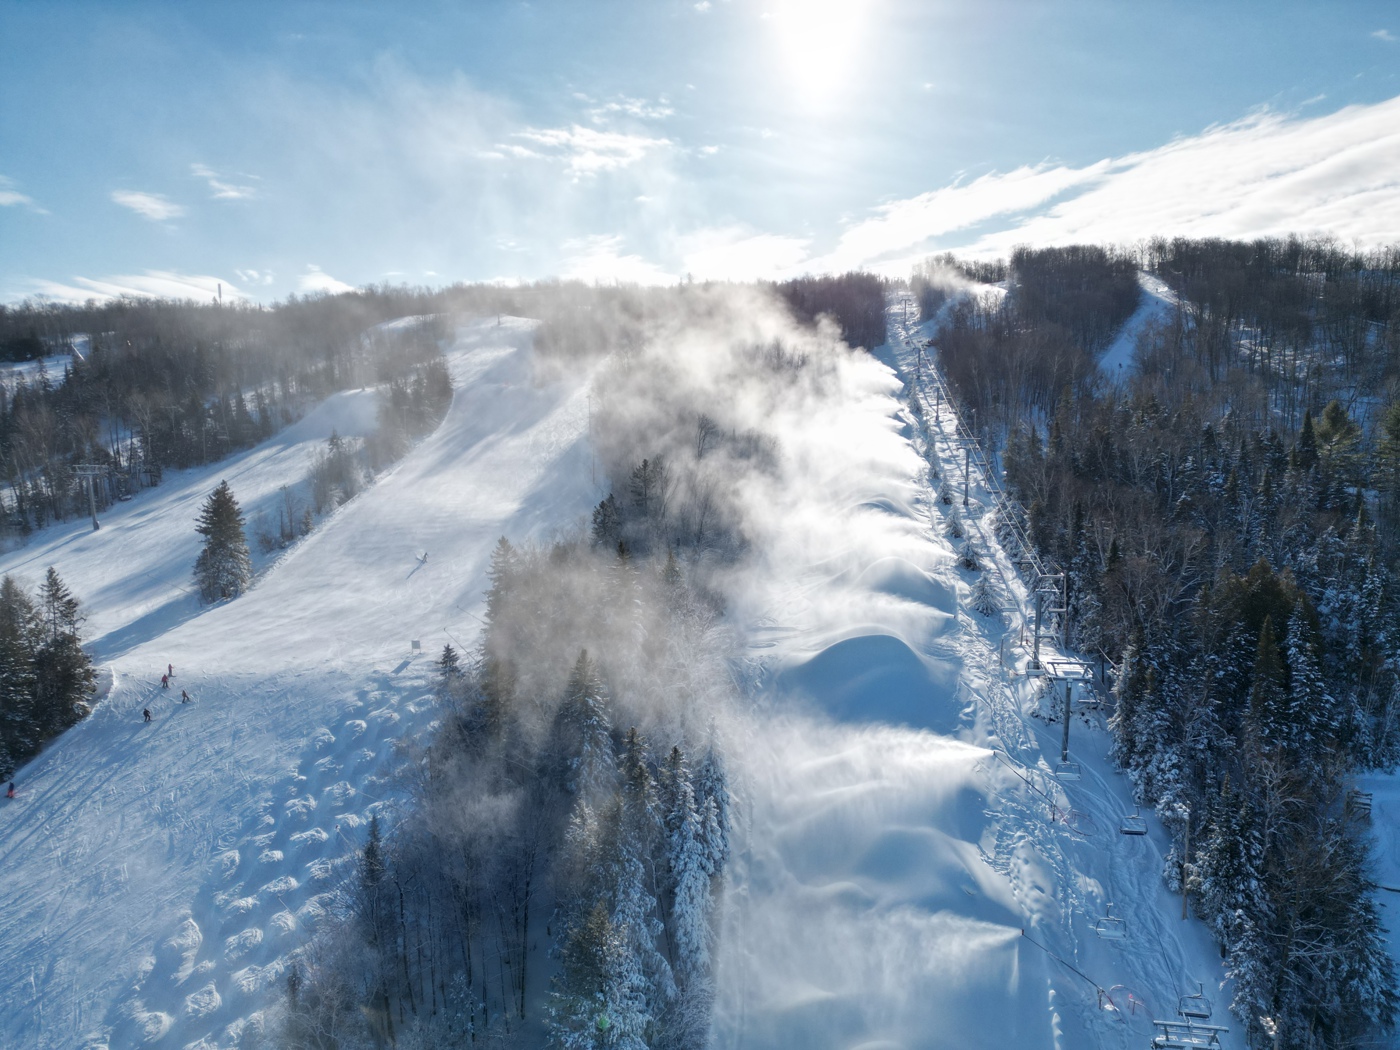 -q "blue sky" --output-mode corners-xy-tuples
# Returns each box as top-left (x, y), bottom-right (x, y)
(2, 0), (1399, 302)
